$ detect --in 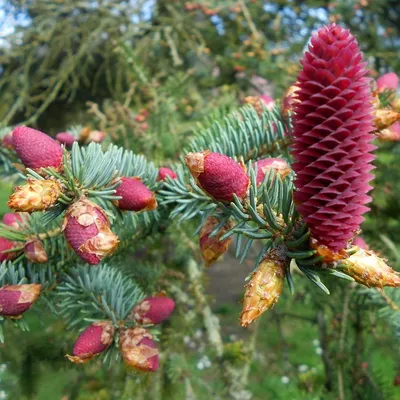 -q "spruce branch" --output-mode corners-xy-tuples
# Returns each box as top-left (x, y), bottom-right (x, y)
(185, 105), (291, 162)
